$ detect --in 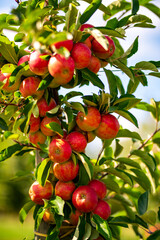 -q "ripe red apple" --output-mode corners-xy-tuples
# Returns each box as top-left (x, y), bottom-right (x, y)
(48, 54), (75, 85)
(76, 107), (101, 132)
(88, 179), (107, 199)
(93, 199), (111, 220)
(37, 97), (57, 117)
(83, 38), (92, 49)
(49, 138), (72, 163)
(66, 131), (87, 153)
(80, 23), (94, 41)
(87, 55), (101, 74)
(71, 43), (91, 69)
(69, 209), (82, 226)
(72, 185), (98, 213)
(87, 131), (96, 143)
(53, 159), (79, 181)
(43, 208), (55, 224)
(19, 76), (44, 99)
(17, 55), (30, 66)
(0, 71), (20, 92)
(29, 51), (49, 75)
(92, 35), (115, 59)
(29, 180), (53, 205)
(29, 130), (46, 148)
(51, 39), (73, 52)
(40, 116), (61, 136)
(99, 59), (108, 68)
(55, 180), (76, 200)
(95, 113), (120, 139)
(29, 114), (40, 133)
